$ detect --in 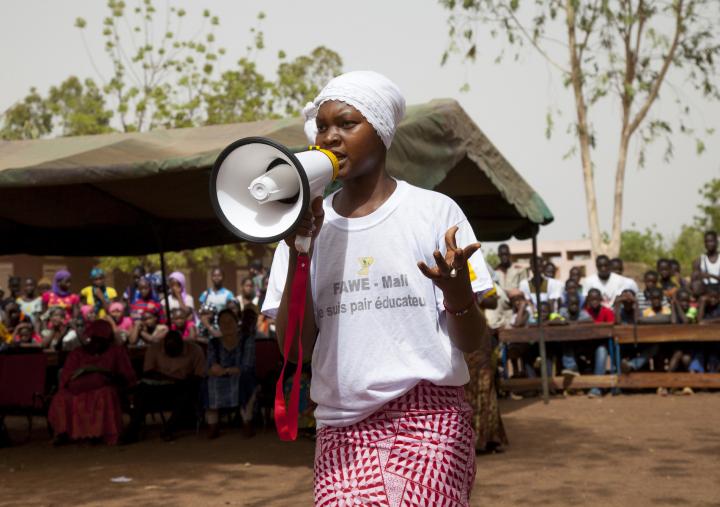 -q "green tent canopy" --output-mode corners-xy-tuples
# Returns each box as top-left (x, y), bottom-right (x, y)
(0, 99), (552, 256)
